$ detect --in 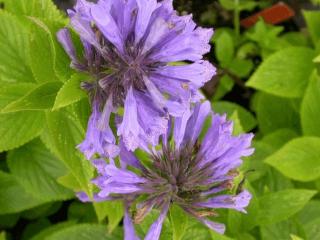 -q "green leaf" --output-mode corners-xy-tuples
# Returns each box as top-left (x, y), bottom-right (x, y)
(0, 11), (34, 83)
(256, 189), (316, 226)
(227, 58), (253, 78)
(2, 0), (64, 22)
(43, 109), (93, 192)
(28, 17), (59, 83)
(170, 204), (188, 240)
(212, 101), (257, 132)
(0, 232), (5, 240)
(254, 92), (300, 134)
(0, 111), (45, 152)
(7, 139), (73, 201)
(94, 201), (124, 232)
(304, 217), (320, 240)
(246, 47), (315, 98)
(213, 75), (234, 101)
(301, 71), (320, 137)
(303, 10), (320, 46)
(31, 221), (77, 240)
(46, 224), (120, 240)
(53, 73), (88, 110)
(2, 81), (62, 113)
(0, 170), (45, 214)
(265, 137), (320, 182)
(215, 31), (234, 65)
